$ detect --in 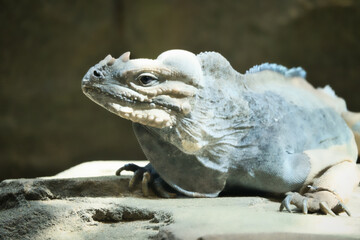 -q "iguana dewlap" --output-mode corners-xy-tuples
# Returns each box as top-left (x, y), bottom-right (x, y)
(82, 50), (360, 215)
